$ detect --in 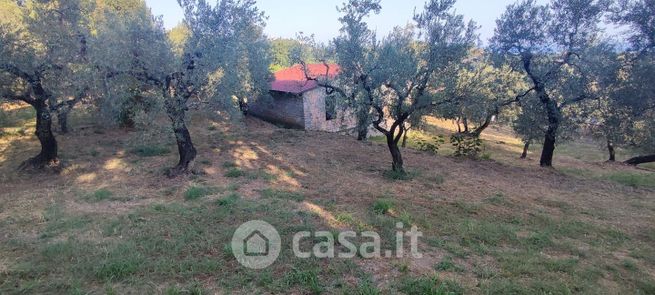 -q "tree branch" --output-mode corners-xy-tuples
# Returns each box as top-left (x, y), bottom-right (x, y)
(561, 93), (598, 108)
(4, 92), (36, 105)
(301, 61), (349, 98)
(499, 86), (536, 107)
(52, 86), (89, 111)
(0, 64), (35, 83)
